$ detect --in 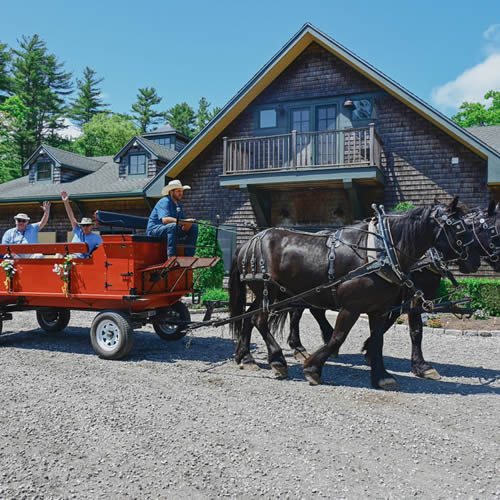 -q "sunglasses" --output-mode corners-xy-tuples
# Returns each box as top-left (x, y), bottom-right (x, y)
(15, 219), (28, 223)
